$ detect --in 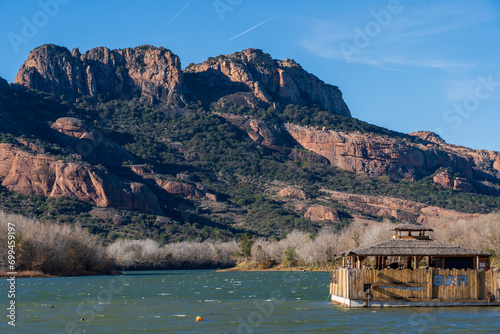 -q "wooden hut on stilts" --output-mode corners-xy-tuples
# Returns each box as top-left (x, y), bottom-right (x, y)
(330, 224), (500, 307)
